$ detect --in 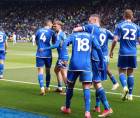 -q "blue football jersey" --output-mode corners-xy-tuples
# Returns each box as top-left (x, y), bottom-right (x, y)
(114, 20), (140, 56)
(82, 24), (101, 61)
(61, 32), (103, 71)
(35, 27), (56, 58)
(0, 31), (7, 51)
(99, 28), (114, 56)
